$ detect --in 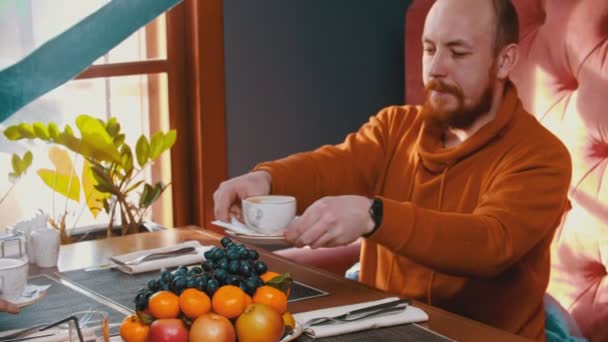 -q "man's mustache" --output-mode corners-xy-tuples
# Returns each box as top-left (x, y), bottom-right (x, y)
(424, 79), (461, 97)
